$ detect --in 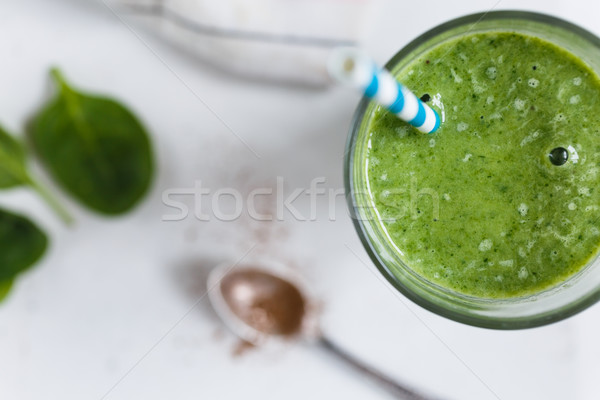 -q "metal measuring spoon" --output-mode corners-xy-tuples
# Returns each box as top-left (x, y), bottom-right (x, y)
(207, 262), (433, 400)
